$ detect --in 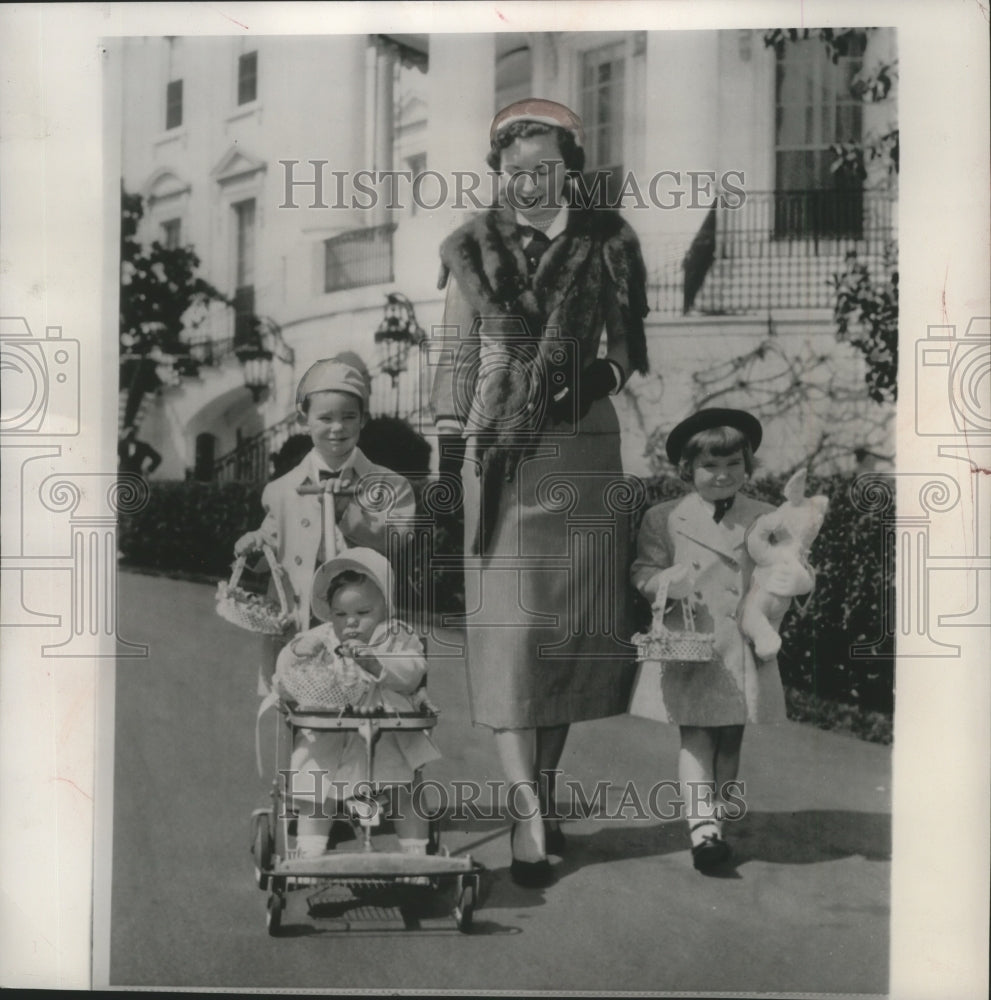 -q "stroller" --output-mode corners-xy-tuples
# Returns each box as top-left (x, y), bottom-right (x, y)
(247, 478), (482, 935)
